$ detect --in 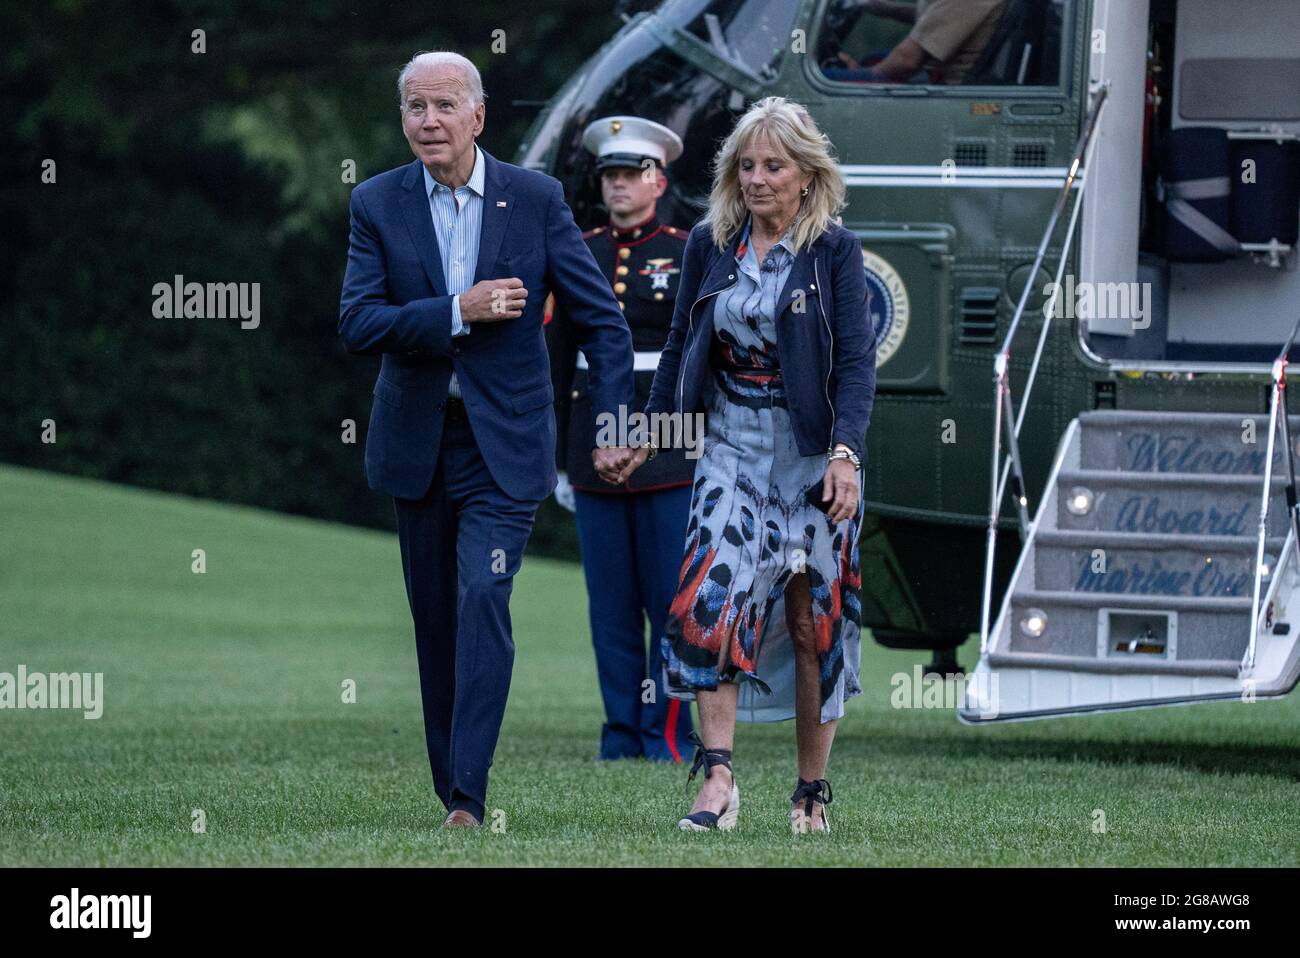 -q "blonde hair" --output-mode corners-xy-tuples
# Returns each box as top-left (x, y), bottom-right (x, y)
(701, 96), (846, 253)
